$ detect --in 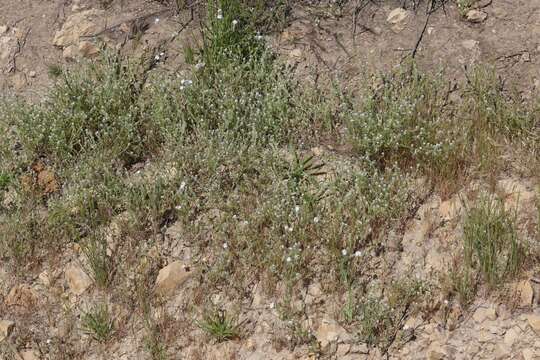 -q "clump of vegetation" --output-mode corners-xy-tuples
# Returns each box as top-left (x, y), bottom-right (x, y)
(462, 195), (524, 288)
(346, 63), (456, 176)
(196, 308), (241, 342)
(81, 303), (115, 343)
(358, 279), (428, 353)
